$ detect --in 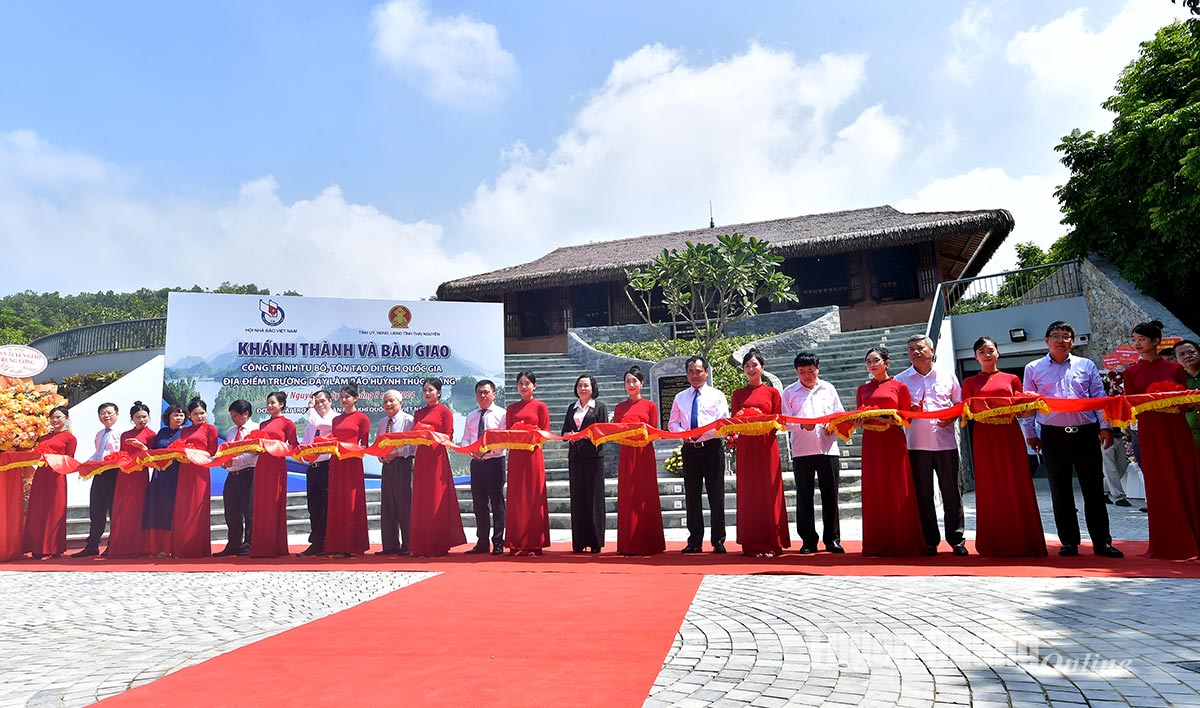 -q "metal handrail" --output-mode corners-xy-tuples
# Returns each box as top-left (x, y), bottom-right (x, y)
(27, 317), (167, 362)
(925, 259), (1083, 350)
